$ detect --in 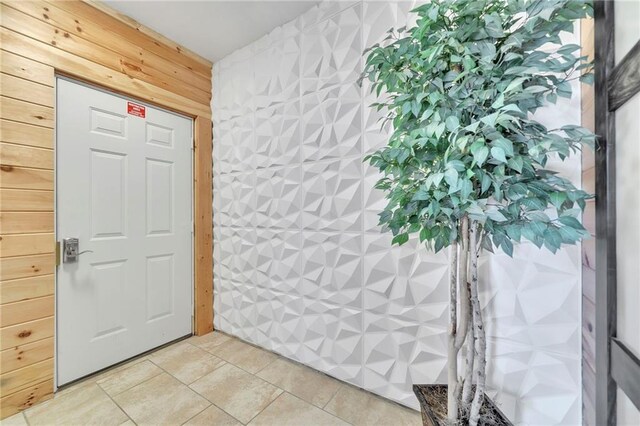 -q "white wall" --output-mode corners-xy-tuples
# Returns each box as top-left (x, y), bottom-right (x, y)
(212, 2), (583, 424)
